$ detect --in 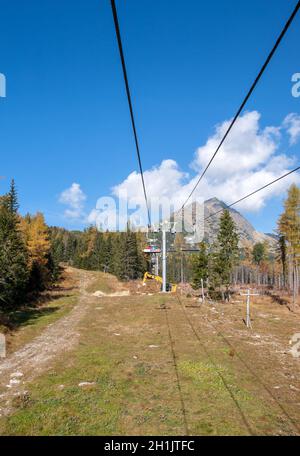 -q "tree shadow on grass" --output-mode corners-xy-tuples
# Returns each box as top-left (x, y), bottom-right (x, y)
(51, 285), (79, 293)
(5, 306), (61, 331)
(265, 290), (290, 307)
(33, 292), (72, 305)
(0, 292), (72, 332)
